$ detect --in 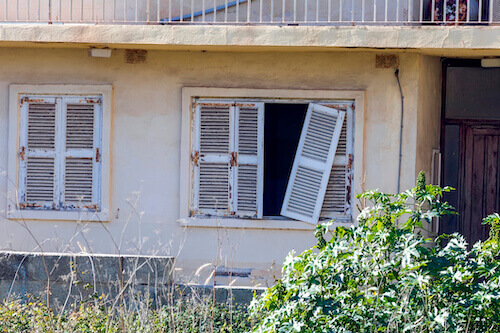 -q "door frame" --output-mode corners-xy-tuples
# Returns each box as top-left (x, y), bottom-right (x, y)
(440, 58), (500, 239)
